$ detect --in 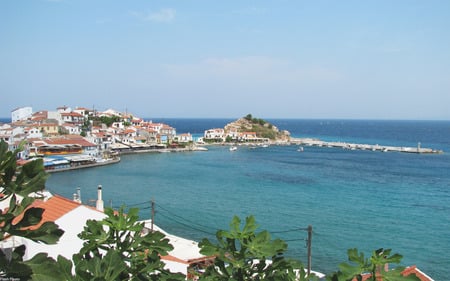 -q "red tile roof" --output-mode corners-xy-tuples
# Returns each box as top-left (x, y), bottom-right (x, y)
(13, 194), (81, 230)
(61, 112), (83, 117)
(354, 266), (433, 281)
(402, 265), (434, 281)
(44, 136), (96, 147)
